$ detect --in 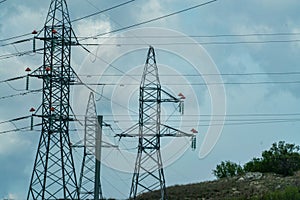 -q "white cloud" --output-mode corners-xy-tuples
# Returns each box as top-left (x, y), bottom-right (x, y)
(258, 0), (299, 9)
(5, 5), (45, 35)
(8, 193), (19, 200)
(232, 24), (273, 36)
(75, 18), (111, 39)
(0, 119), (32, 156)
(139, 0), (164, 22)
(1, 193), (19, 200)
